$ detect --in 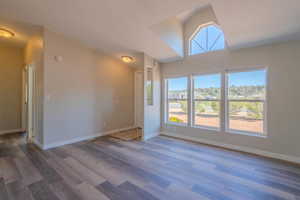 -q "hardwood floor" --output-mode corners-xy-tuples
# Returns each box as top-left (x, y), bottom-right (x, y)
(1, 133), (300, 200)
